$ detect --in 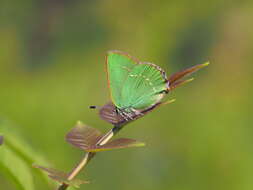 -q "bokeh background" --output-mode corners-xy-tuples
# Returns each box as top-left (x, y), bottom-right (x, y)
(0, 0), (253, 190)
